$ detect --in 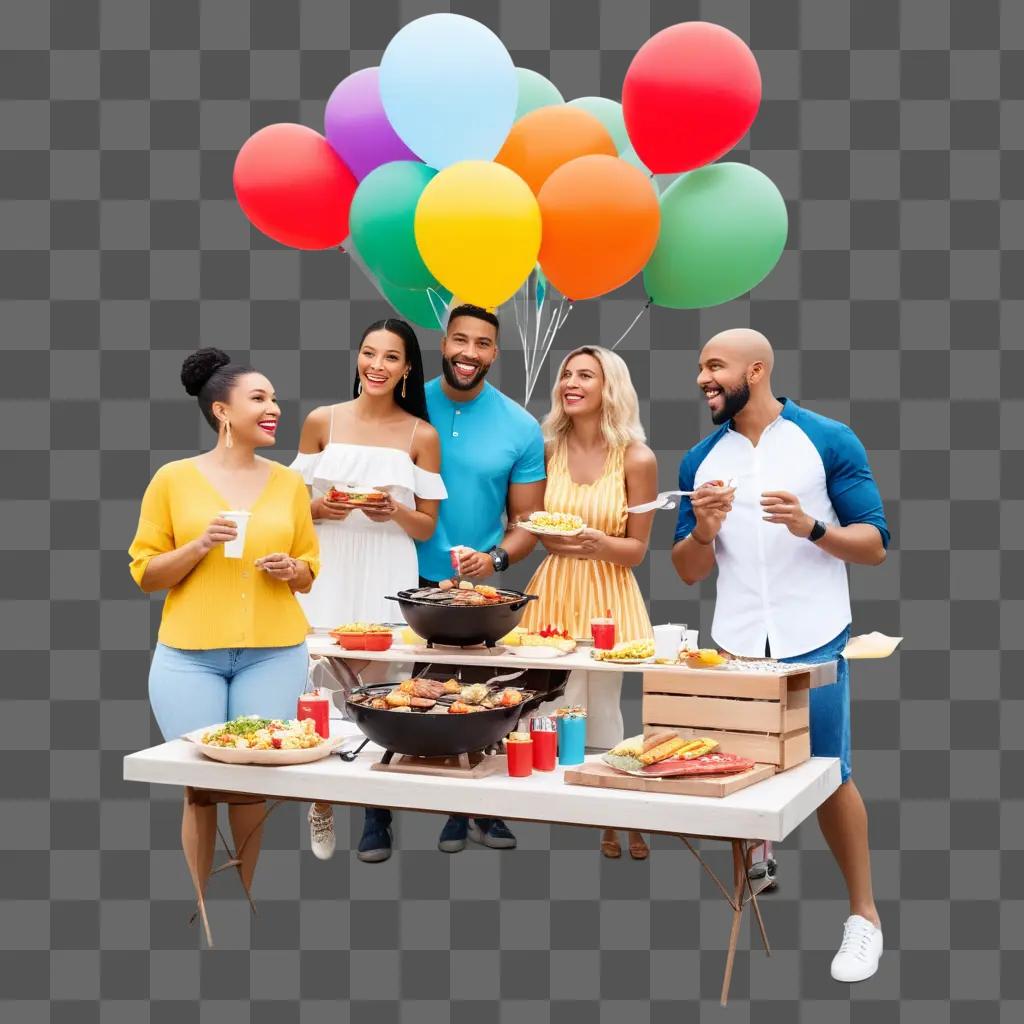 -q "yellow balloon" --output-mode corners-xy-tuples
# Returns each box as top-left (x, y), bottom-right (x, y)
(414, 161), (542, 309)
